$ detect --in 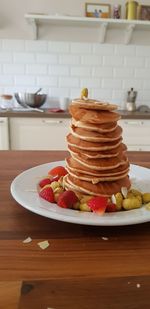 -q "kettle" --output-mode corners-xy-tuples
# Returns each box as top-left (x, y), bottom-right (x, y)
(126, 88), (137, 111)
